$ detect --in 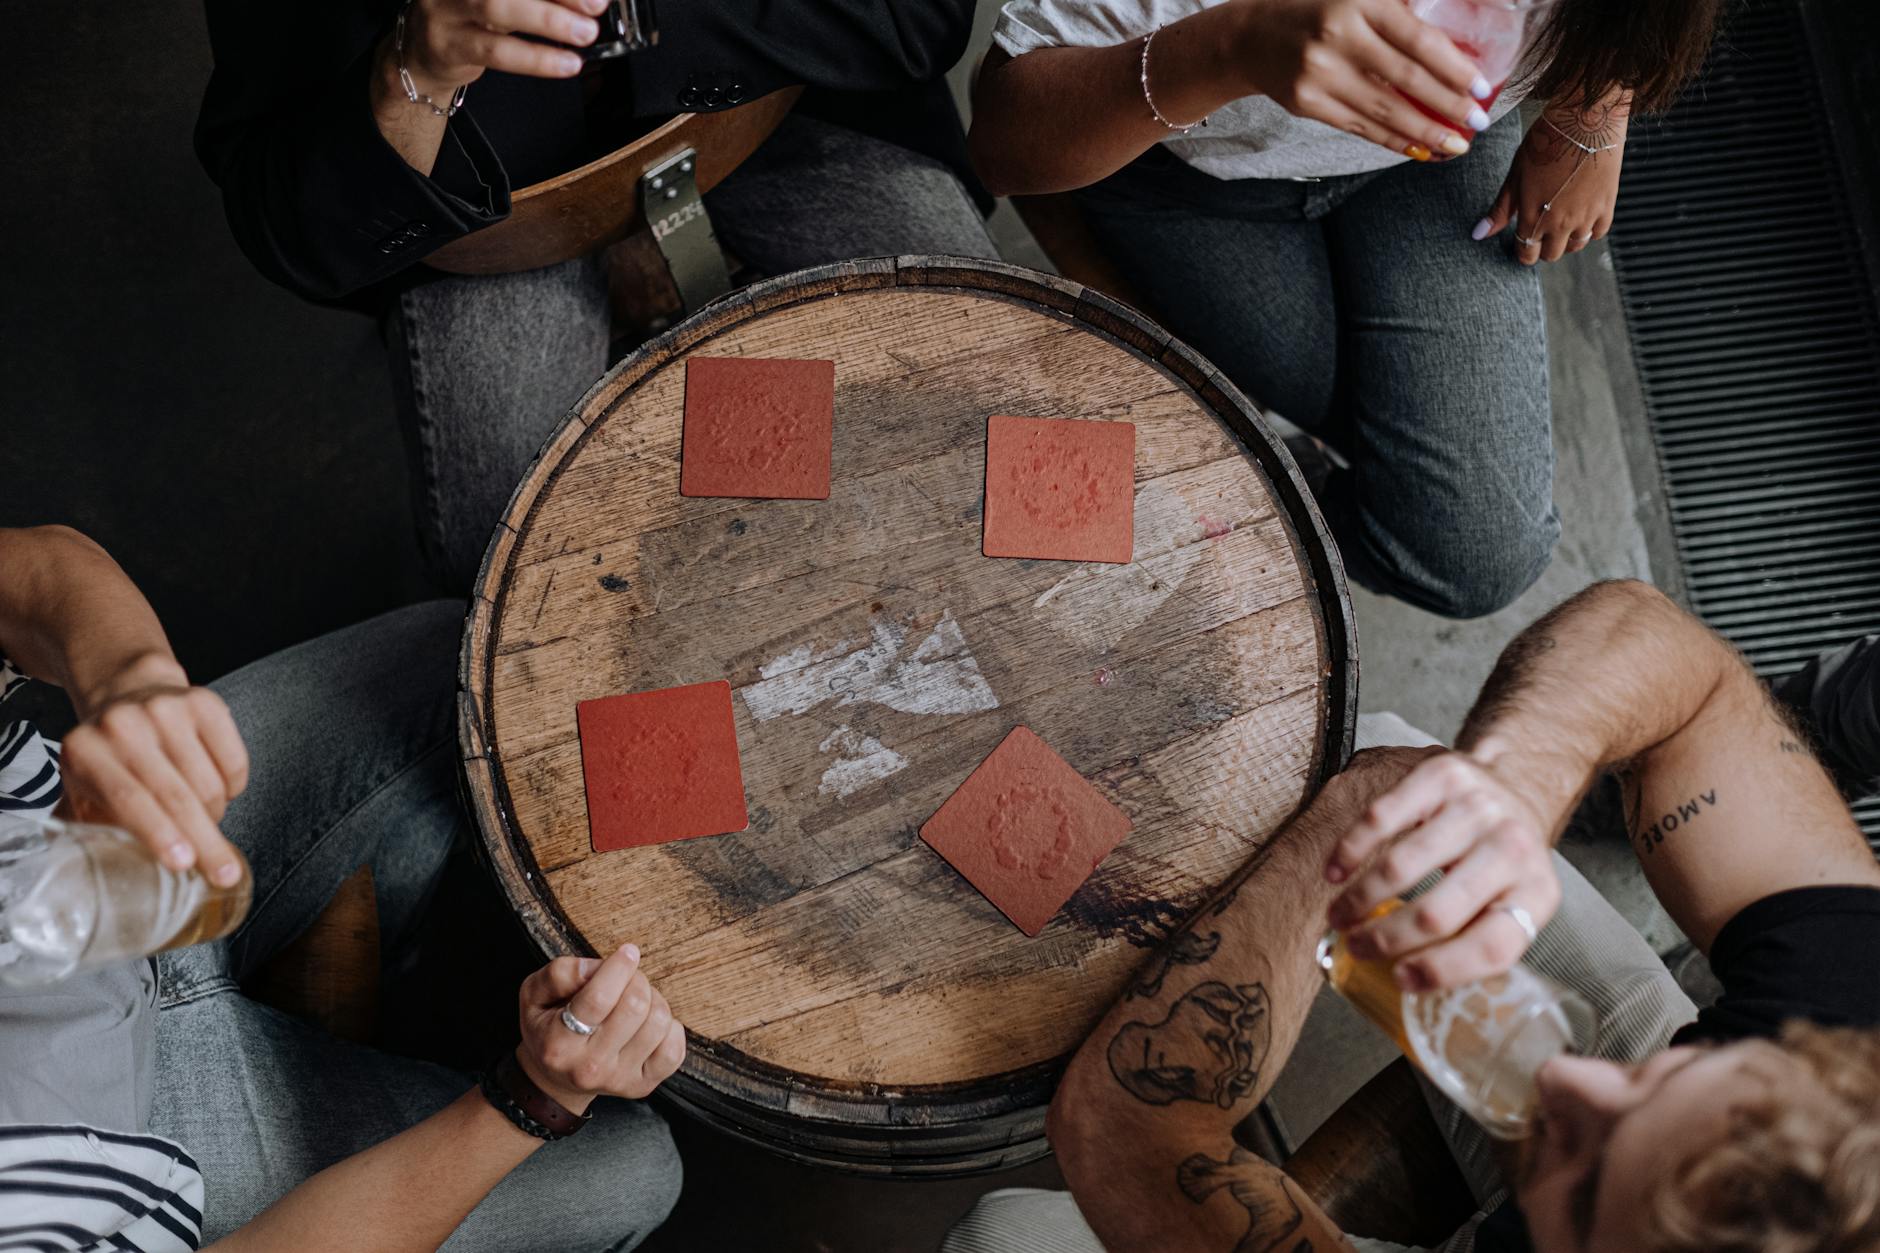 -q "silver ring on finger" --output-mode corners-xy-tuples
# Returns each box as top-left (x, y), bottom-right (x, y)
(1514, 234), (1540, 248)
(559, 1006), (596, 1037)
(1497, 902), (1540, 947)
